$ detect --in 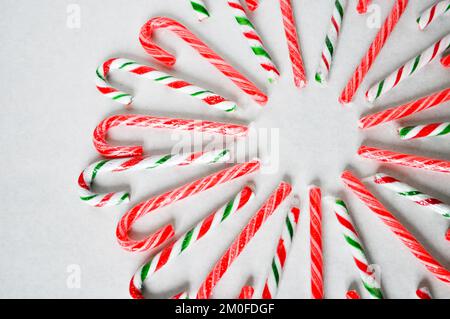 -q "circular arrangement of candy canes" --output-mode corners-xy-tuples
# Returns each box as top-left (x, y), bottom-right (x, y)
(315, 0), (346, 85)
(417, 0), (450, 30)
(139, 16), (268, 105)
(129, 186), (255, 299)
(341, 170), (450, 284)
(333, 199), (383, 299)
(358, 145), (450, 174)
(196, 182), (292, 299)
(359, 88), (450, 129)
(95, 58), (237, 112)
(309, 186), (323, 299)
(227, 0), (280, 83)
(93, 114), (249, 158)
(262, 200), (301, 299)
(399, 122), (450, 140)
(372, 173), (450, 219)
(366, 34), (450, 102)
(416, 286), (433, 299)
(279, 0), (307, 88)
(78, 149), (230, 208)
(116, 160), (260, 252)
(340, 0), (408, 104)
(189, 0), (210, 21)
